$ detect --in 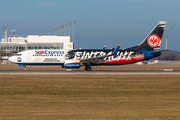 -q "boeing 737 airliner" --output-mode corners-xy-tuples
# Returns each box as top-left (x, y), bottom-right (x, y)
(9, 21), (167, 71)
